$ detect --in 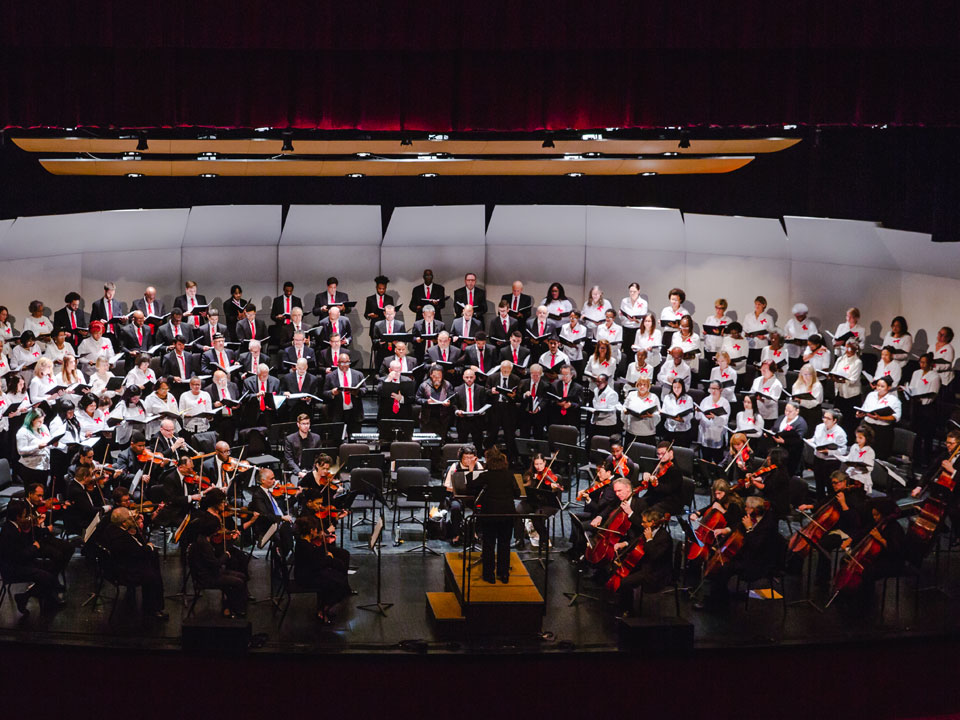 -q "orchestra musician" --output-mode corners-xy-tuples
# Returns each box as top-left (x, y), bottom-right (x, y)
(0, 499), (65, 614)
(515, 453), (563, 549)
(24, 481), (76, 575)
(248, 467), (295, 556)
(612, 508), (674, 618)
(100, 507), (168, 620)
(188, 515), (250, 619)
(293, 514), (352, 623)
(442, 444), (484, 544)
(283, 414), (322, 479)
(636, 441), (684, 516)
